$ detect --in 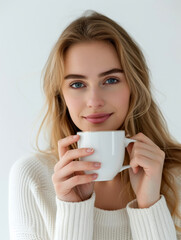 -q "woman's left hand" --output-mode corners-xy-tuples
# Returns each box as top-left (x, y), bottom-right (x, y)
(126, 132), (165, 208)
